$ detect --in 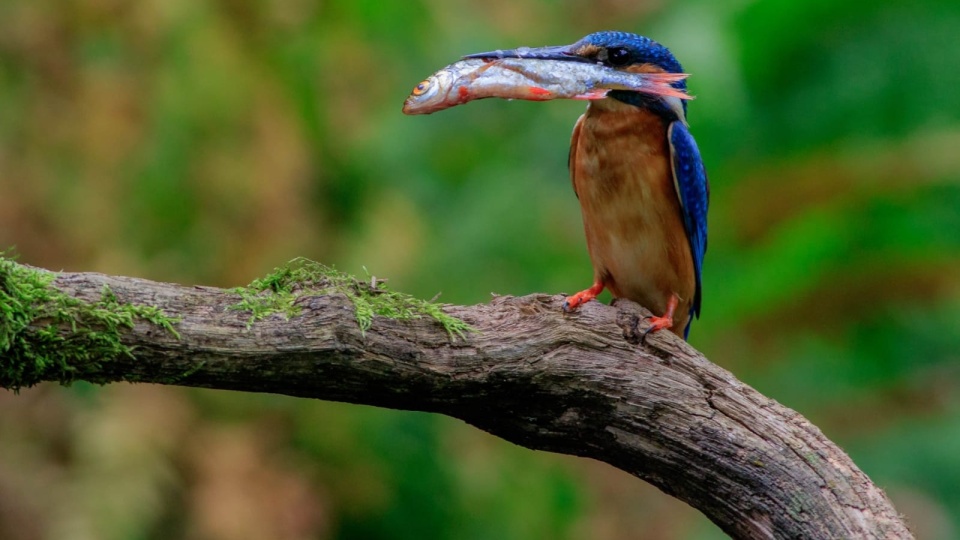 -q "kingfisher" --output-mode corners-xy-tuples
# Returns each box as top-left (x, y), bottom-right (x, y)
(466, 31), (709, 339)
